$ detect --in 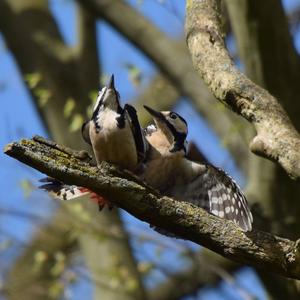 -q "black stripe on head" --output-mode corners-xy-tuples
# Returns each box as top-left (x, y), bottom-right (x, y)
(170, 134), (187, 154)
(143, 105), (187, 153)
(164, 112), (187, 154)
(168, 123), (187, 154)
